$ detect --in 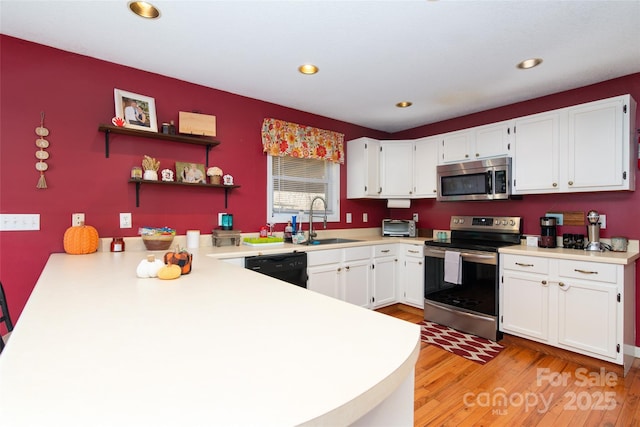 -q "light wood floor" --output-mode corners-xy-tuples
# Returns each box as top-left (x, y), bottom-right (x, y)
(377, 304), (640, 427)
